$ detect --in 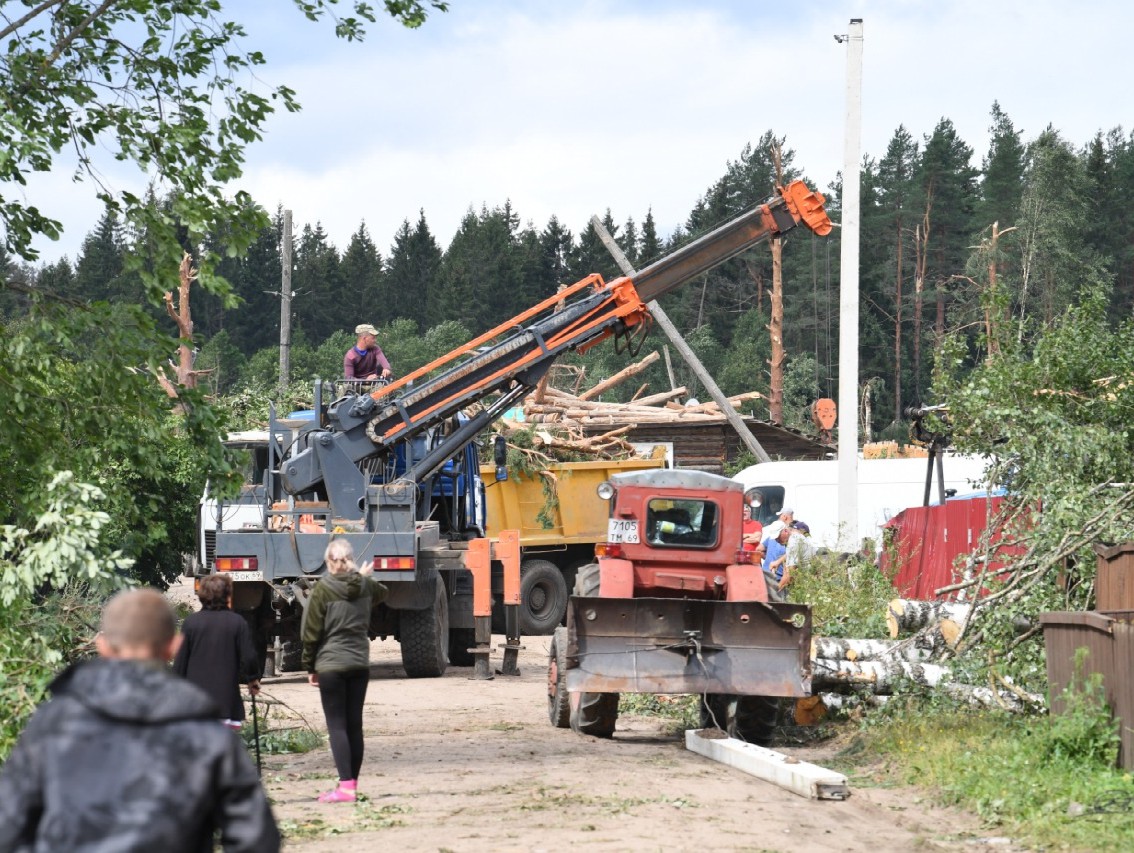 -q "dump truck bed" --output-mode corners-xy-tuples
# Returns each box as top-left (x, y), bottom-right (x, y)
(481, 457), (664, 547)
